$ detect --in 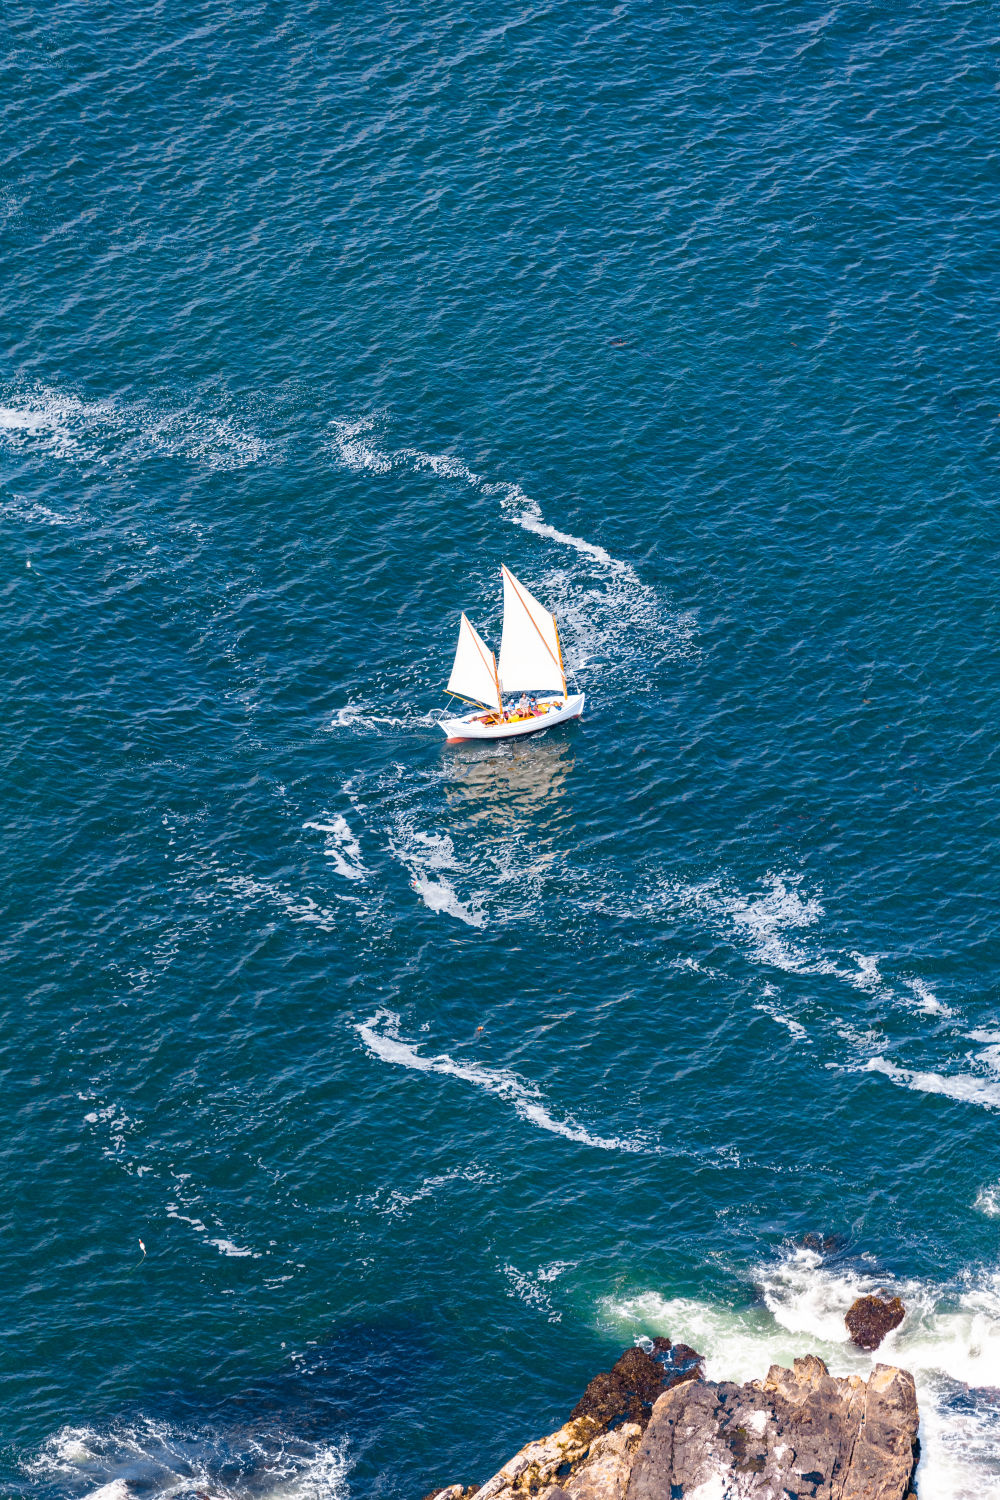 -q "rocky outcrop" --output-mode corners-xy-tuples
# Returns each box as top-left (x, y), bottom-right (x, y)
(460, 1415), (642, 1500)
(629, 1355), (918, 1500)
(425, 1346), (919, 1500)
(845, 1294), (906, 1351)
